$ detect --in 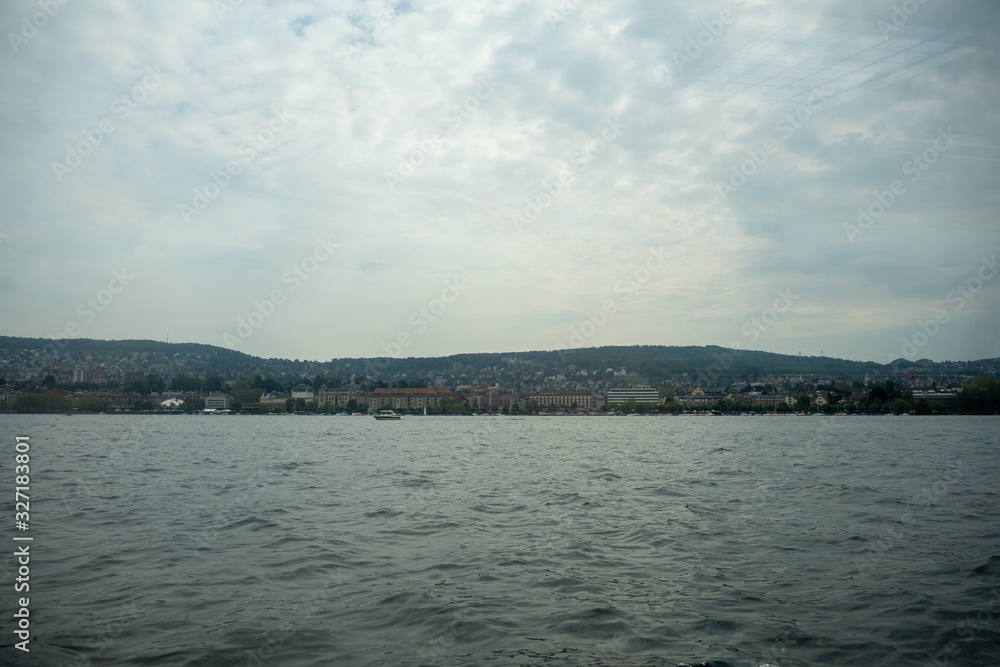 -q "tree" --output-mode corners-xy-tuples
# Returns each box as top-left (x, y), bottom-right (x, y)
(231, 378), (253, 393)
(147, 374), (166, 393)
(662, 400), (683, 414)
(183, 397), (205, 413)
(884, 380), (899, 401)
(795, 395), (812, 412)
(170, 374), (201, 392)
(16, 391), (68, 412)
(954, 374), (1000, 414)
(234, 388), (261, 405)
(79, 396), (110, 412)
